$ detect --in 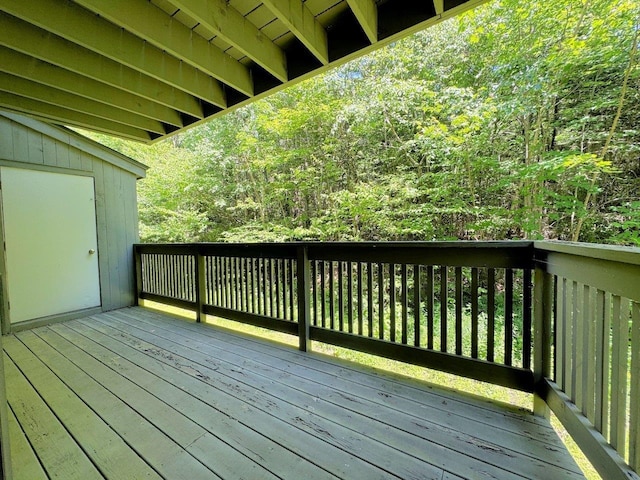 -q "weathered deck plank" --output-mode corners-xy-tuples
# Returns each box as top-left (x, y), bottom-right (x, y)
(96, 309), (583, 479)
(4, 307), (586, 480)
